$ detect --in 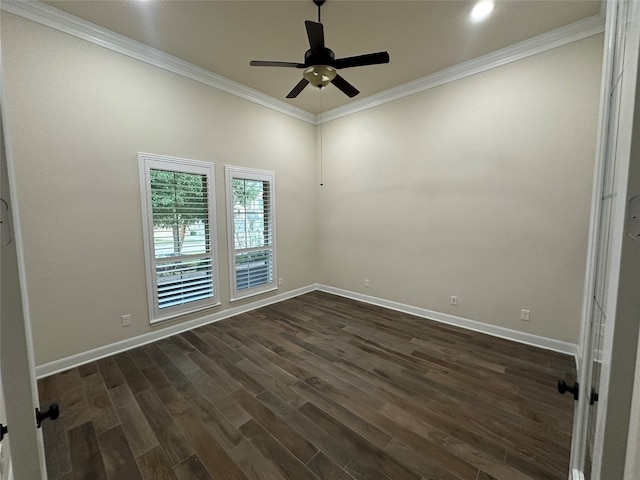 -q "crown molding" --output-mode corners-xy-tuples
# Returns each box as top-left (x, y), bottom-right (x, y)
(2, 1), (604, 126)
(319, 13), (605, 123)
(0, 0), (316, 124)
